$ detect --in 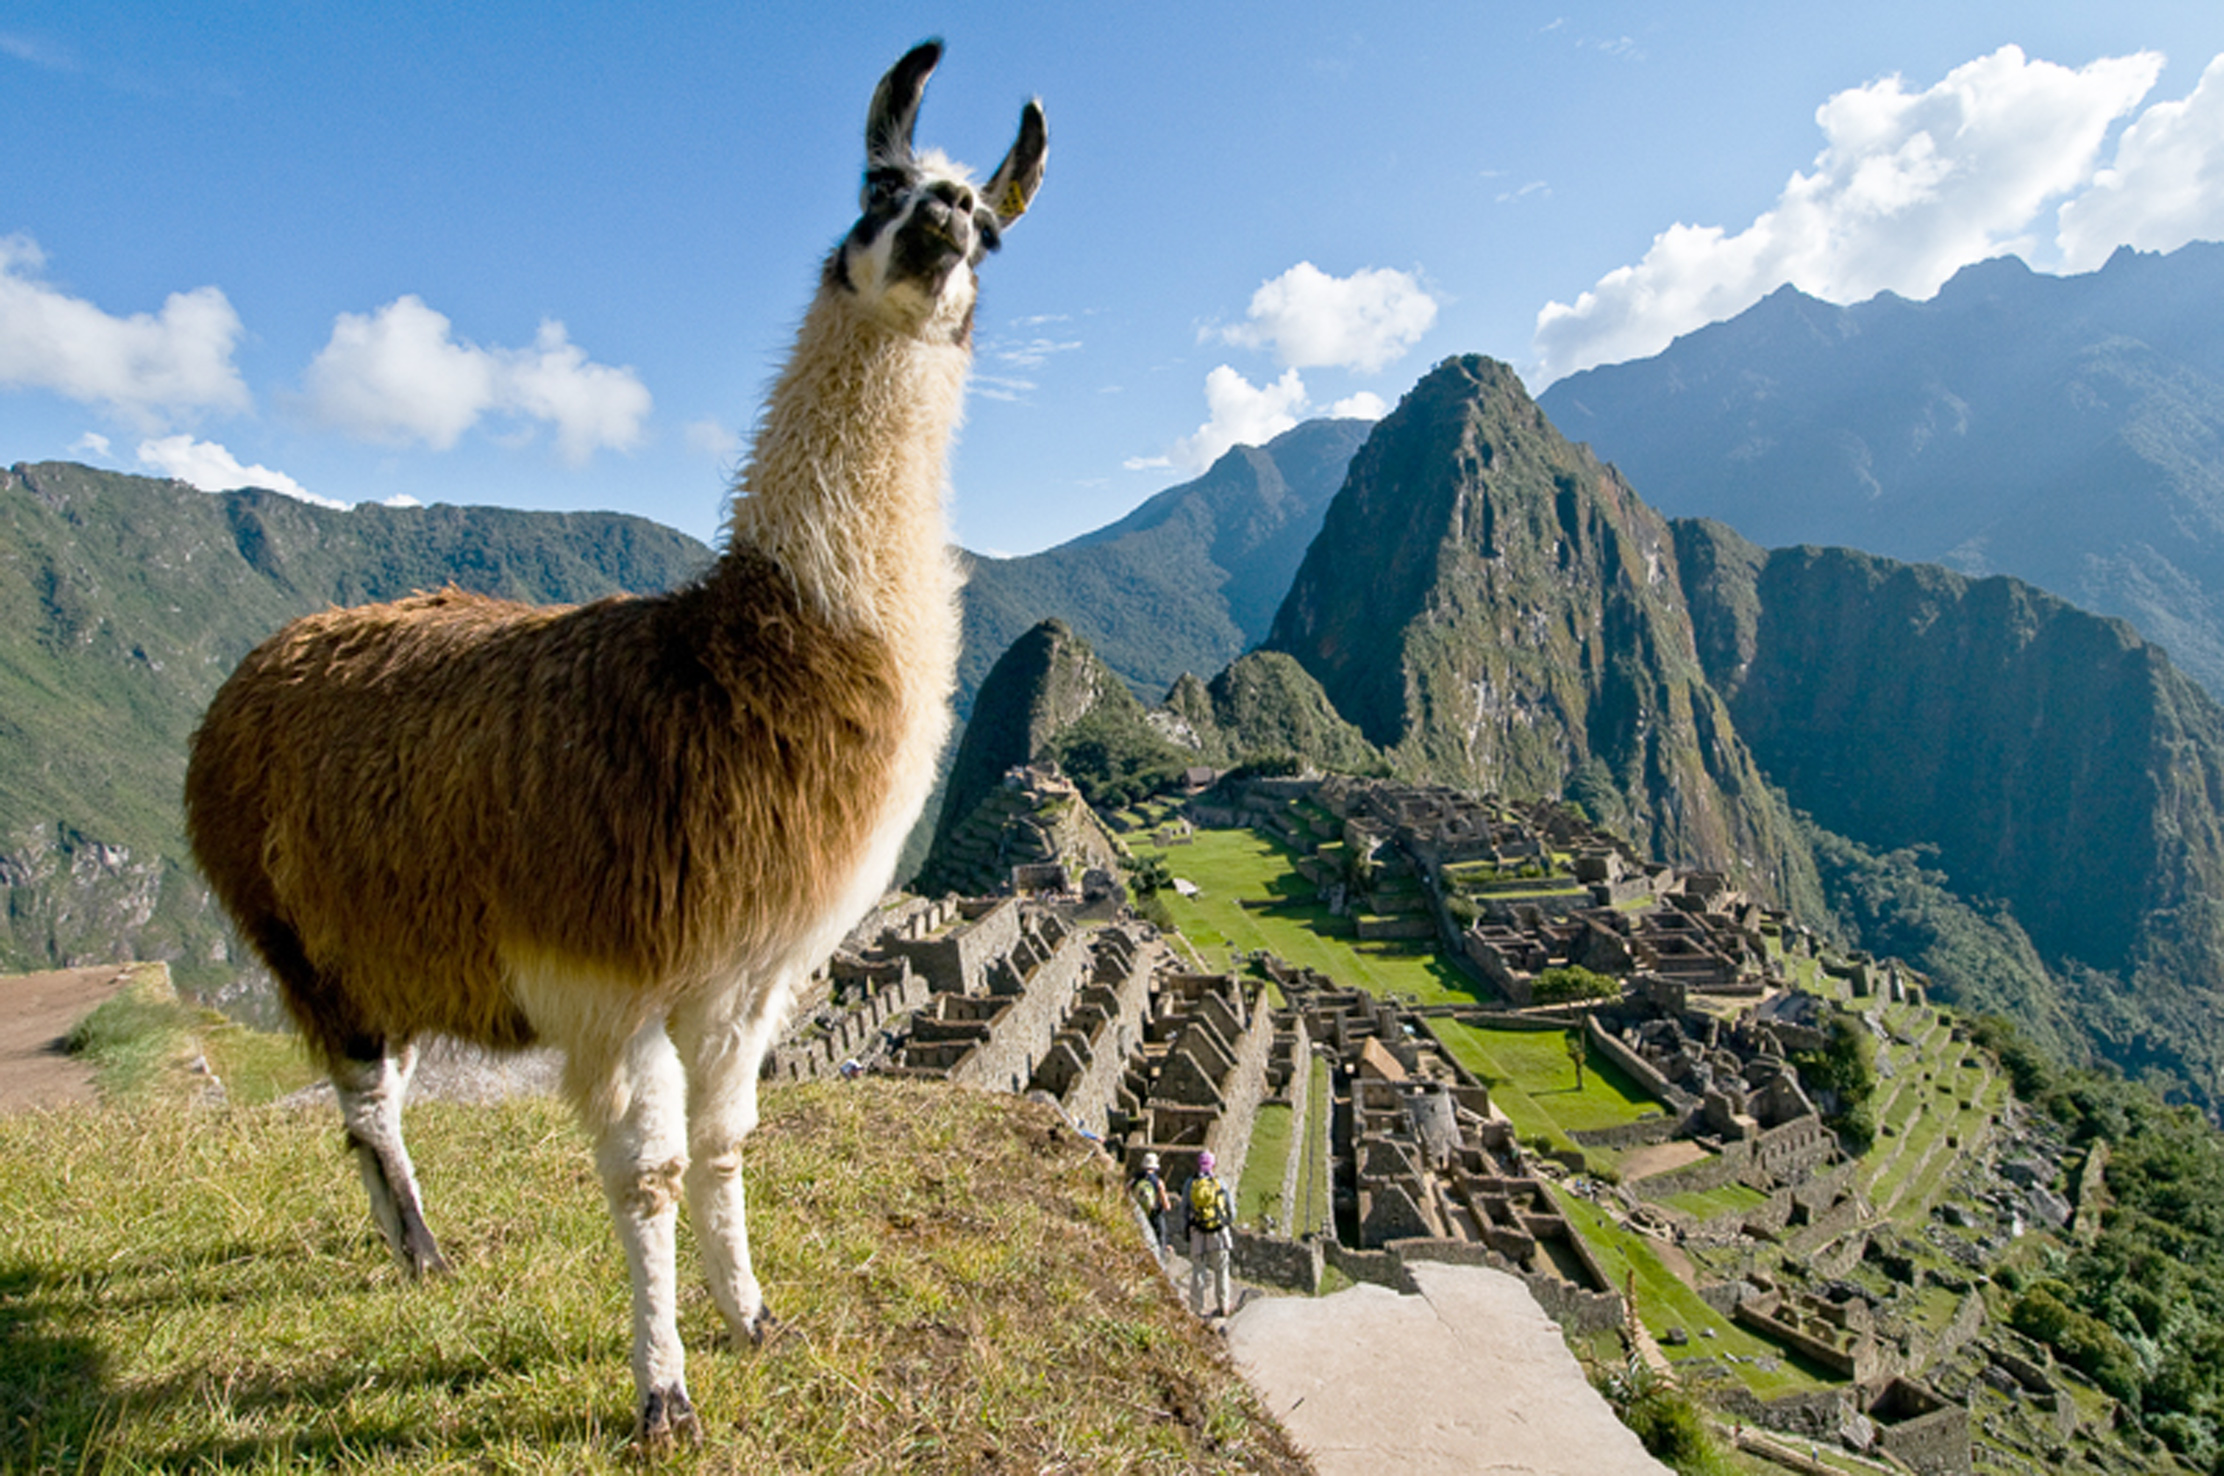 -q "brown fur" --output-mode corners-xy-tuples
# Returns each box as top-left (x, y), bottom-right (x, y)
(185, 543), (915, 1067)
